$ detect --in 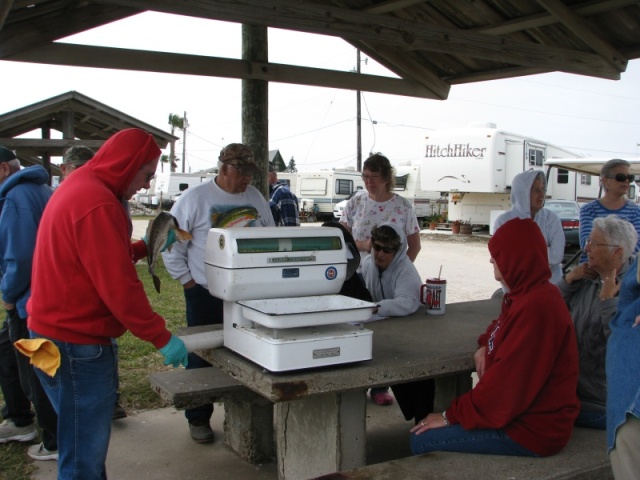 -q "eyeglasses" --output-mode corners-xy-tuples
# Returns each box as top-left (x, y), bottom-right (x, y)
(372, 243), (396, 254)
(606, 173), (635, 183)
(361, 174), (381, 181)
(585, 238), (619, 248)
